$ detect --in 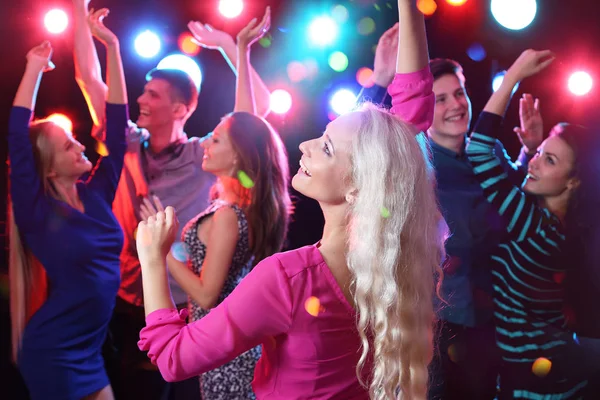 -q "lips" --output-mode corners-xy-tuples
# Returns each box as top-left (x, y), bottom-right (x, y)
(445, 113), (465, 122)
(299, 159), (311, 176)
(526, 171), (539, 181)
